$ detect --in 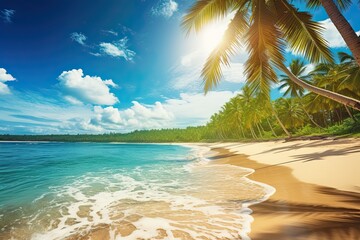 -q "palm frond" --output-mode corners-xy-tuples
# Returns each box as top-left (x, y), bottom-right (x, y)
(181, 0), (240, 35)
(244, 0), (284, 99)
(306, 0), (353, 11)
(276, 0), (333, 63)
(202, 8), (249, 93)
(338, 51), (354, 63)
